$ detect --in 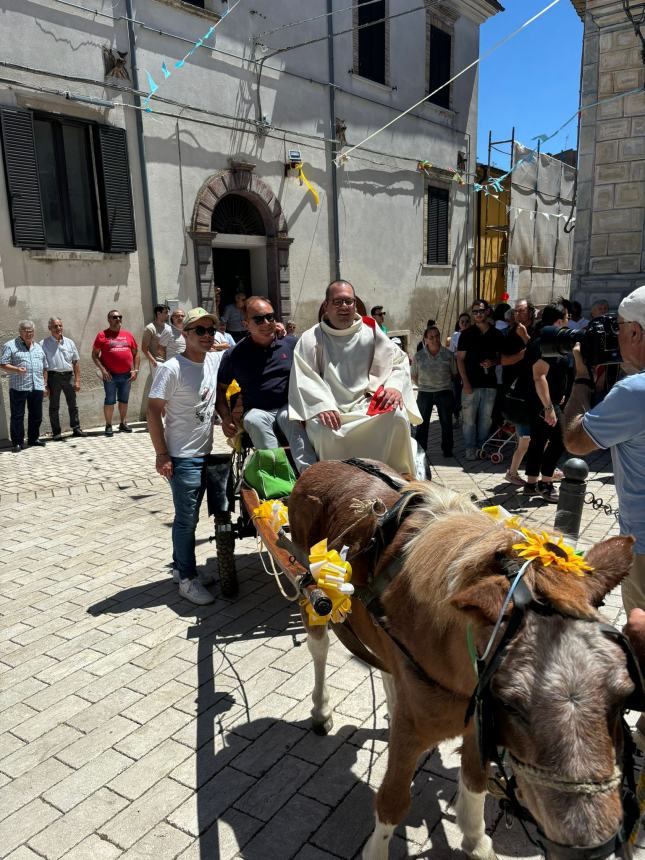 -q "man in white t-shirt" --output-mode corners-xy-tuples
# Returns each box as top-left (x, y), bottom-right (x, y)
(147, 307), (223, 605)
